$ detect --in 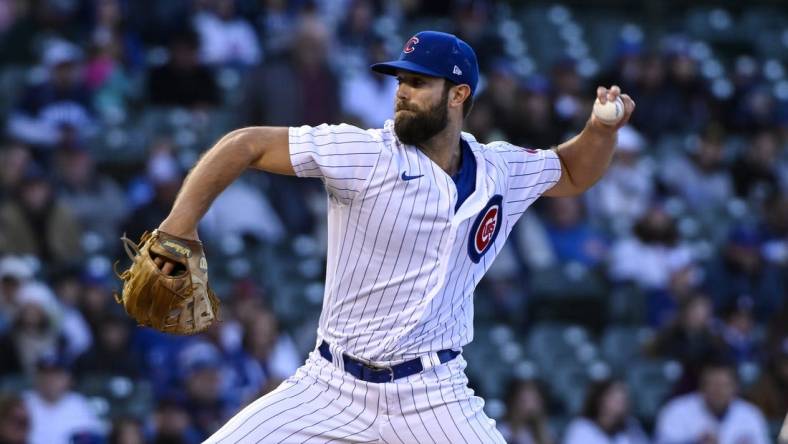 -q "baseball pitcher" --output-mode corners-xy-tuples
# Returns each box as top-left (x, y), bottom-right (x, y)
(116, 30), (634, 443)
